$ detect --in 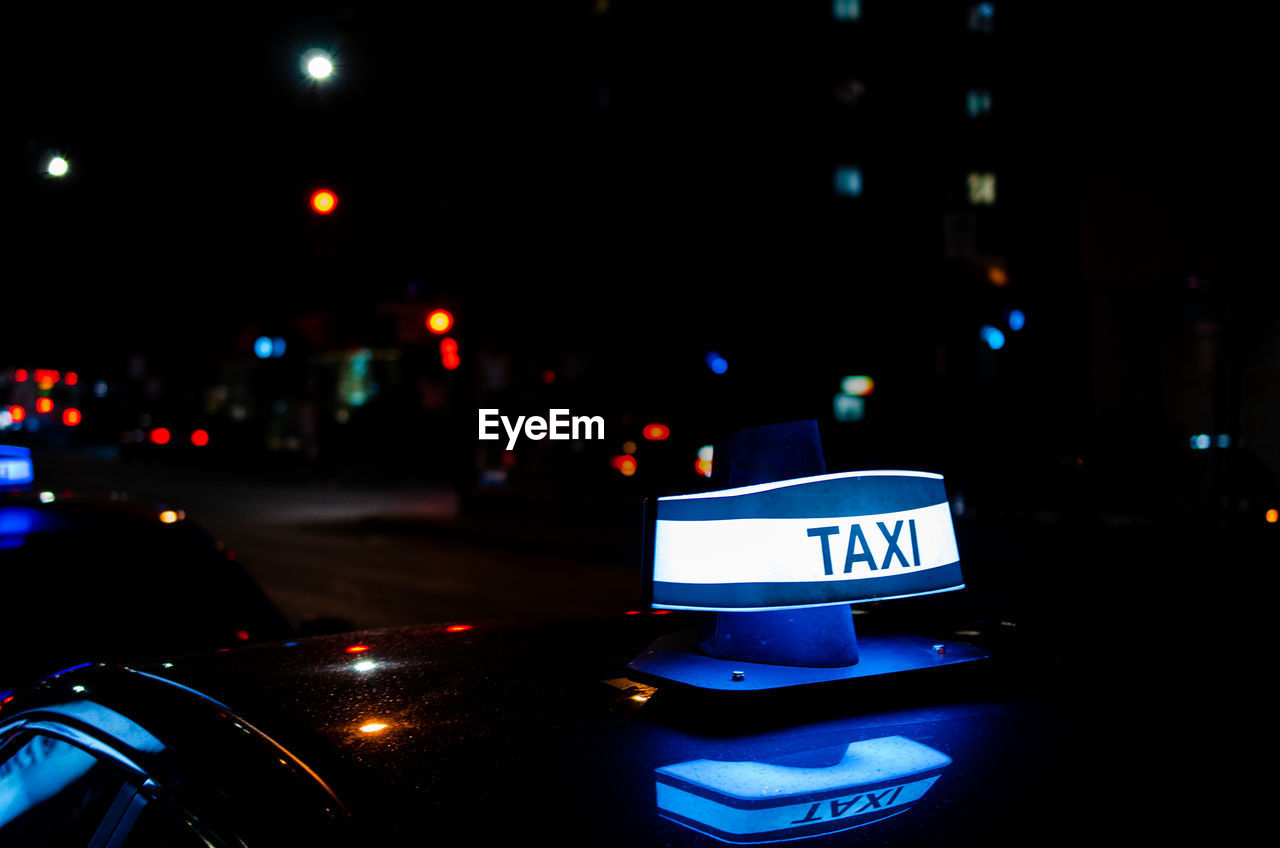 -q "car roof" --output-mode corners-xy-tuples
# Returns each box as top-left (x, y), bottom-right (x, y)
(1, 612), (1160, 846)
